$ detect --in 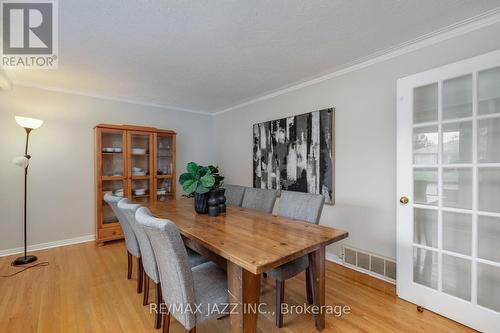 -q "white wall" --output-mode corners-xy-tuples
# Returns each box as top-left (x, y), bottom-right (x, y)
(2, 21), (500, 260)
(0, 86), (215, 252)
(213, 22), (500, 260)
